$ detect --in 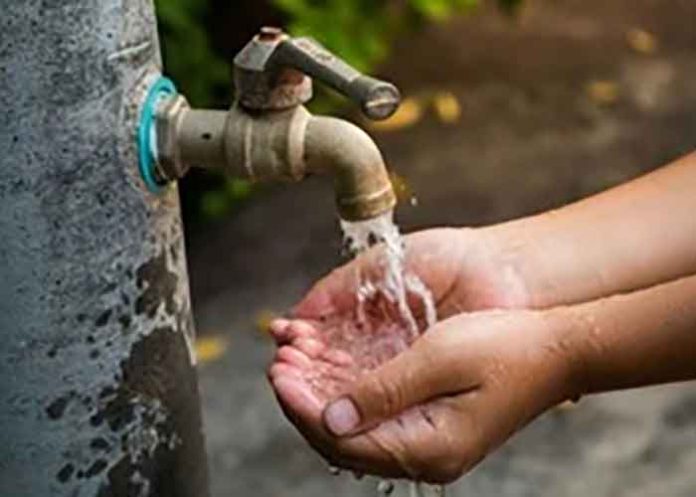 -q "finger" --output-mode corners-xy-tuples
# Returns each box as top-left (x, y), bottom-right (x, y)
(285, 320), (319, 342)
(293, 249), (385, 319)
(276, 346), (313, 370)
(323, 319), (480, 436)
(269, 319), (292, 345)
(362, 394), (486, 483)
(270, 319), (320, 346)
(292, 269), (359, 319)
(270, 374), (409, 478)
(406, 397), (483, 483)
(293, 337), (325, 359)
(321, 349), (353, 368)
(268, 362), (304, 382)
